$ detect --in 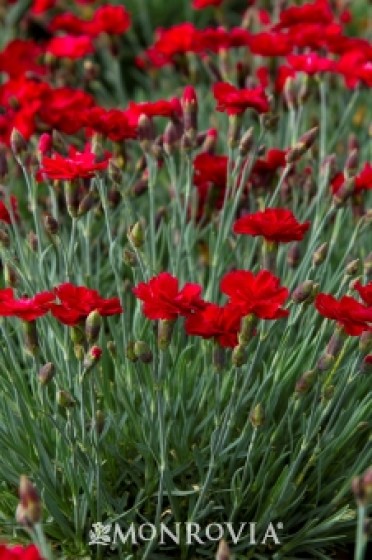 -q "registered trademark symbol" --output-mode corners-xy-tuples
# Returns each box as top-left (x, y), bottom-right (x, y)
(276, 522), (284, 530)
